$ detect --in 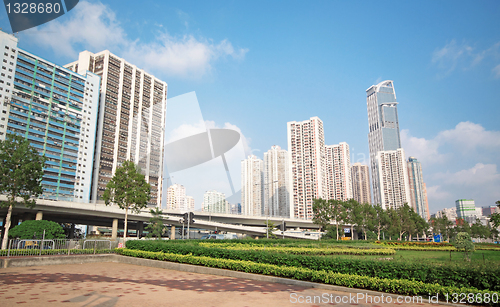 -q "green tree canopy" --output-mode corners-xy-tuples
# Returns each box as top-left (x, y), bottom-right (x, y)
(9, 220), (65, 239)
(373, 204), (389, 240)
(312, 198), (331, 233)
(0, 133), (46, 249)
(103, 160), (151, 242)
